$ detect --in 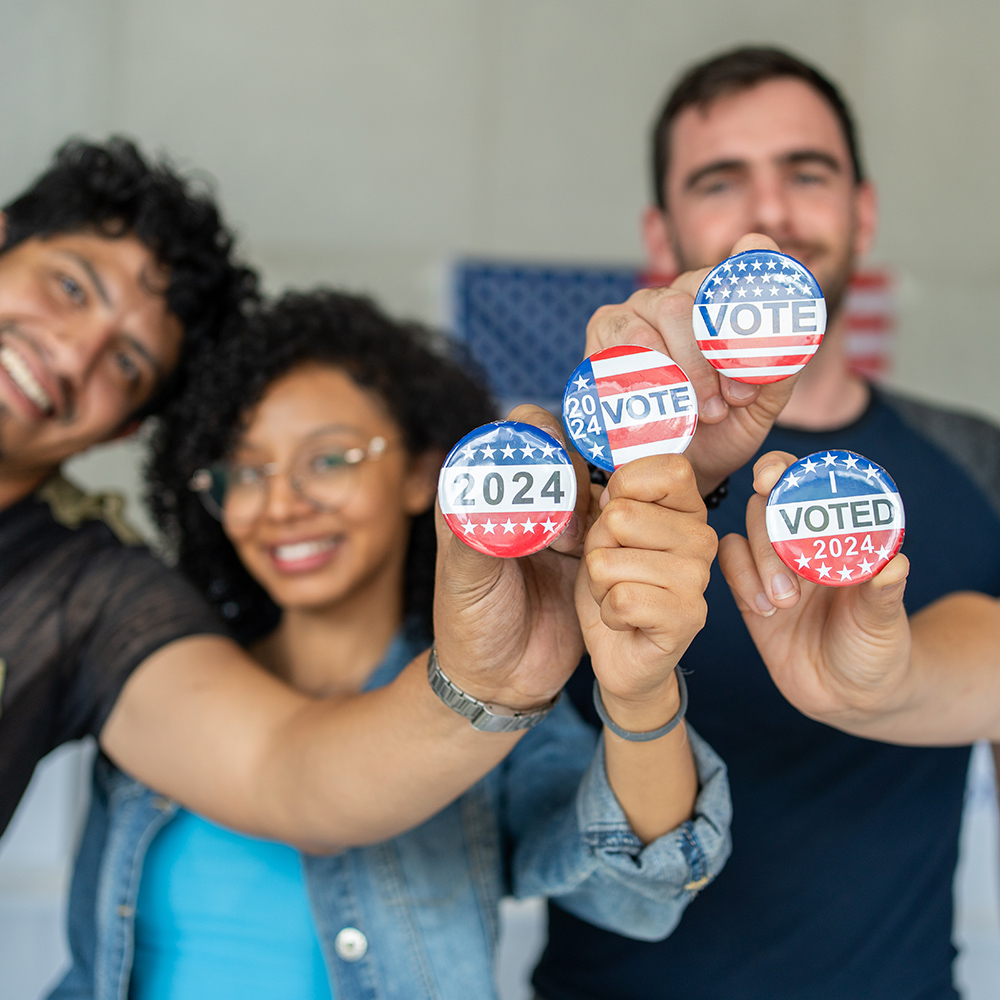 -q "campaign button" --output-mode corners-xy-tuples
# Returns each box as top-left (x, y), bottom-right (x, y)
(693, 249), (826, 384)
(562, 345), (697, 473)
(438, 421), (577, 558)
(765, 450), (905, 587)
